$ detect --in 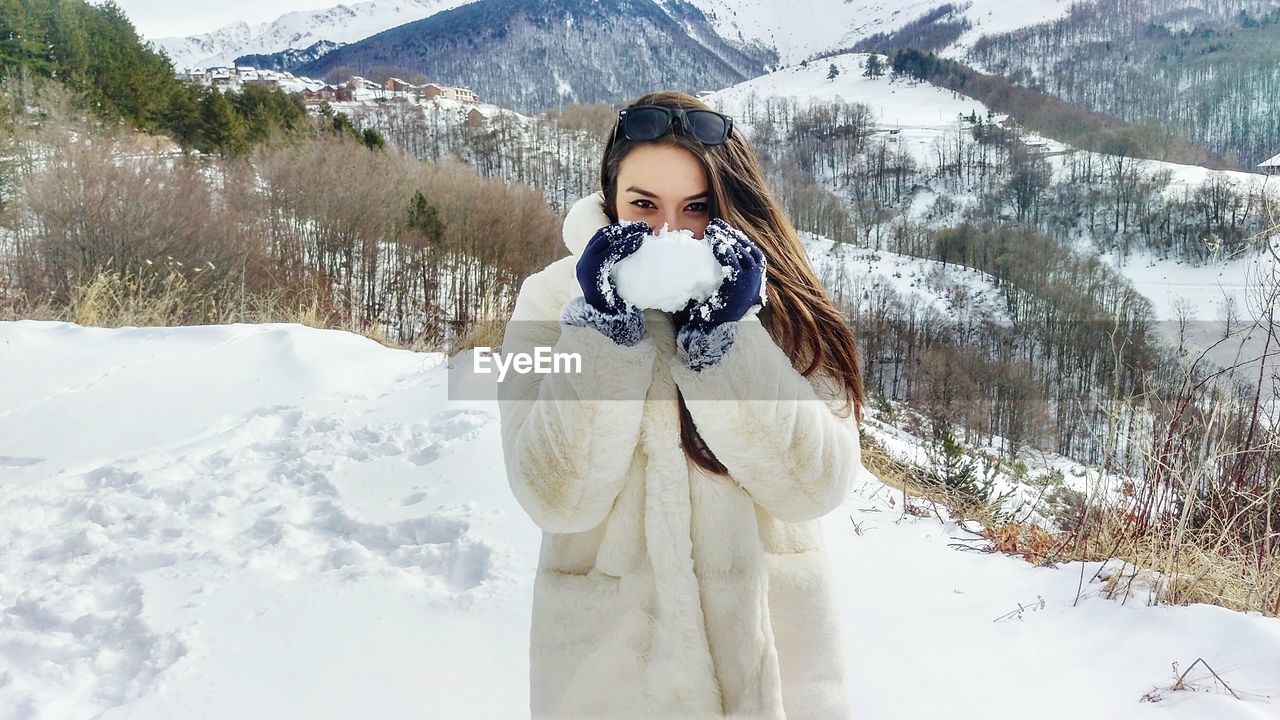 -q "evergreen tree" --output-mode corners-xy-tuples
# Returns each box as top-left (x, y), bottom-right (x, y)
(827, 63), (840, 80)
(231, 84), (307, 145)
(362, 126), (385, 151)
(0, 0), (53, 77)
(407, 191), (446, 245)
(199, 86), (248, 157)
(1, 0), (311, 155)
(863, 54), (884, 78)
(159, 81), (202, 148)
(926, 429), (990, 505)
